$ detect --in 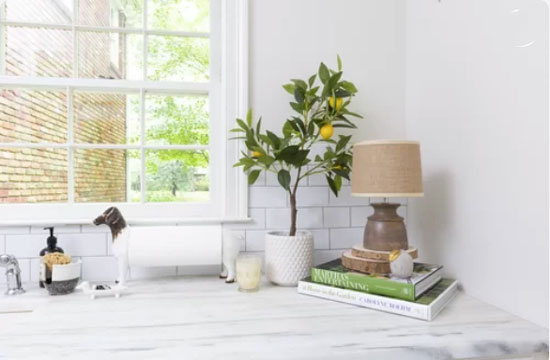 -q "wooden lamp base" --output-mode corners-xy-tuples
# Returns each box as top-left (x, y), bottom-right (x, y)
(364, 203), (408, 251)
